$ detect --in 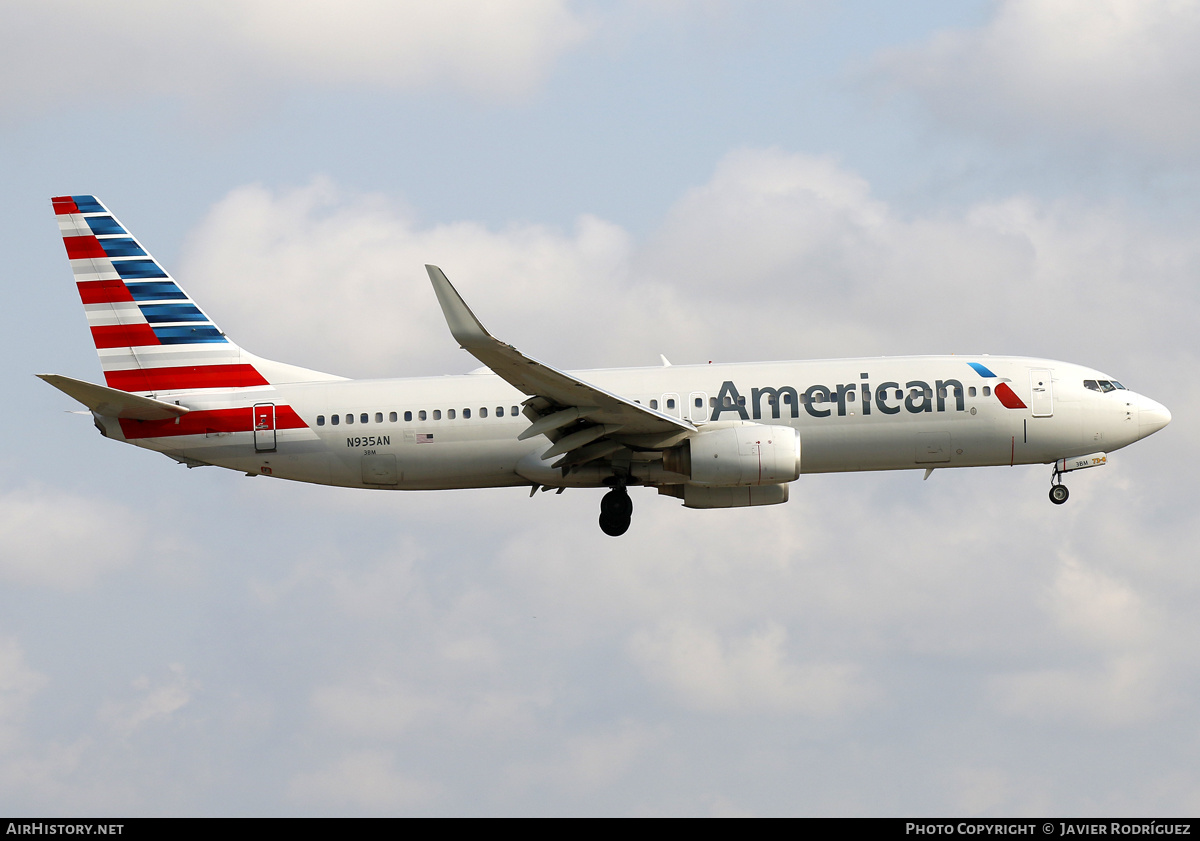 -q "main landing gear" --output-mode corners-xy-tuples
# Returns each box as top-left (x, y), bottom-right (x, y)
(1049, 468), (1070, 505)
(599, 486), (633, 536)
